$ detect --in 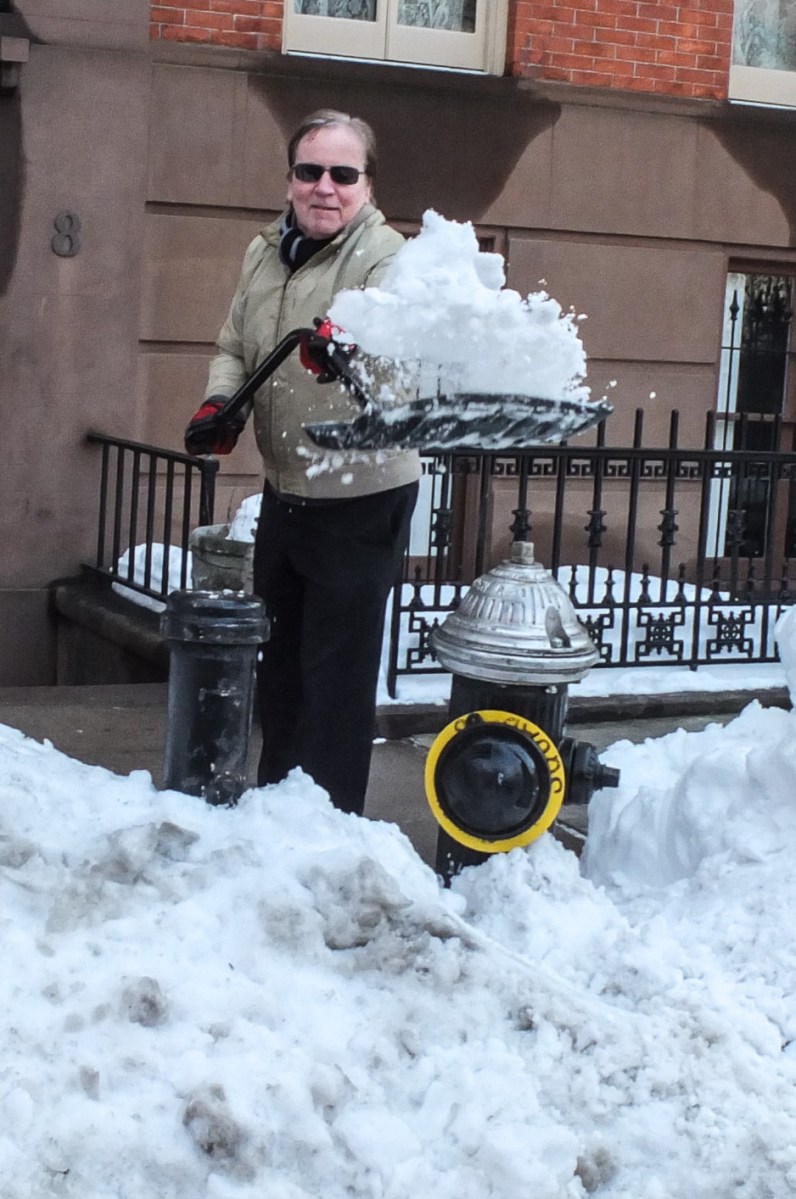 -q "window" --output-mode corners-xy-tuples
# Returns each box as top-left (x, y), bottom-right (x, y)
(710, 271), (796, 559)
(730, 0), (796, 107)
(283, 0), (509, 74)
